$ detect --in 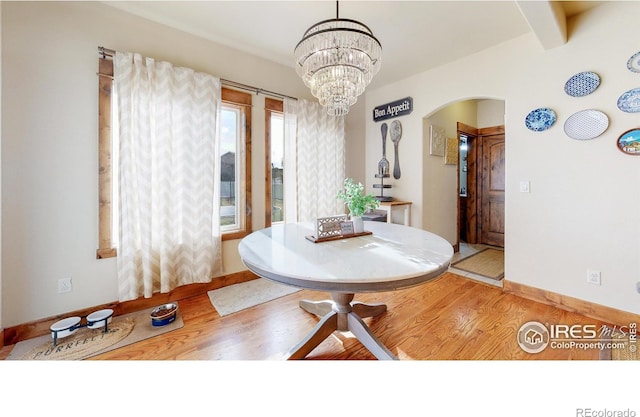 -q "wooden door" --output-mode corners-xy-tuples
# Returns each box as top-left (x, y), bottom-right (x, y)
(479, 133), (505, 247)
